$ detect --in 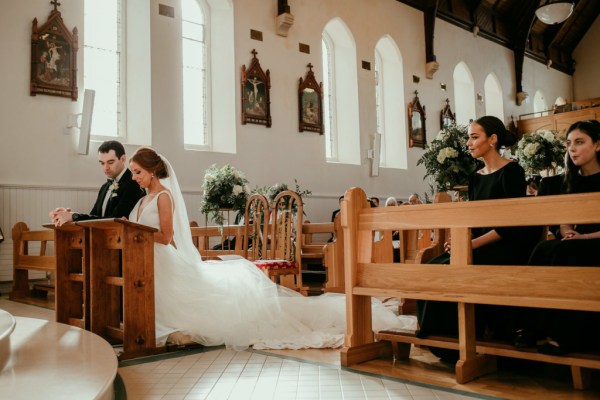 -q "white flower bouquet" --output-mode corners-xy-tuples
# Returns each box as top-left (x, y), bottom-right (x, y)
(201, 164), (250, 226)
(514, 130), (566, 175)
(417, 124), (482, 193)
